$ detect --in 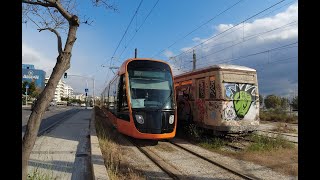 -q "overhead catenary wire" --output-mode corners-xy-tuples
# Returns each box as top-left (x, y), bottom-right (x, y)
(151, 0), (245, 58)
(170, 0), (296, 58)
(254, 56), (297, 71)
(171, 0), (287, 59)
(195, 41), (297, 67)
(174, 21), (297, 71)
(161, 0), (296, 62)
(102, 0), (144, 88)
(118, 0), (160, 60)
(174, 3), (297, 72)
(178, 45), (294, 71)
(195, 20), (297, 62)
(91, 0), (158, 80)
(109, 0), (144, 62)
